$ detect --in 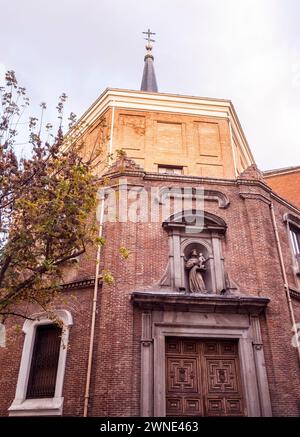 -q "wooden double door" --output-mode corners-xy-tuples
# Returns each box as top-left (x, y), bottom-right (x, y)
(166, 337), (245, 416)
